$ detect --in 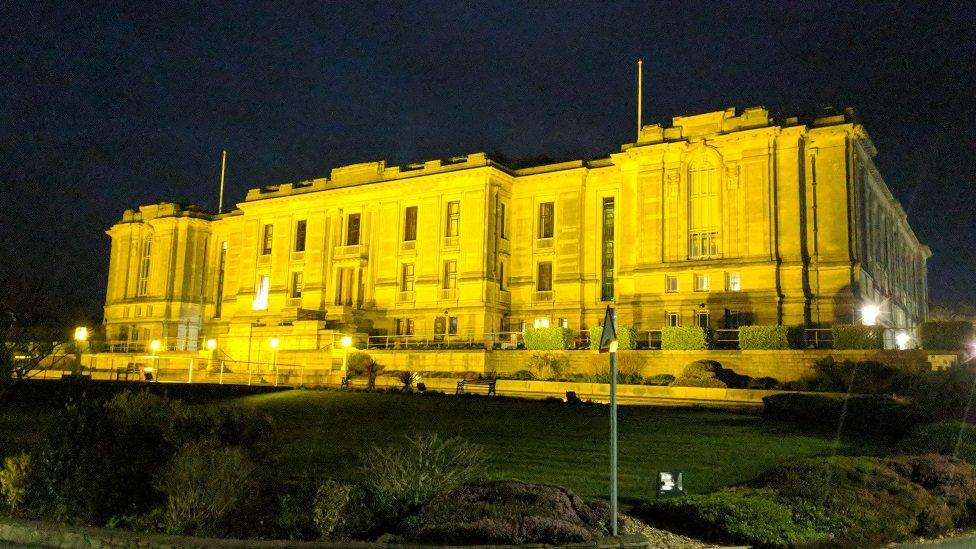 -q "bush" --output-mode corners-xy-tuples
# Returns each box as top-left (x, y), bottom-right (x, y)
(588, 325), (638, 350)
(921, 321), (975, 351)
(359, 434), (485, 522)
(527, 352), (569, 380)
(738, 325), (799, 350)
(395, 371), (416, 391)
(832, 324), (885, 349)
(644, 374), (675, 386)
(312, 479), (375, 540)
(523, 327), (574, 350)
(669, 360), (748, 389)
(401, 480), (609, 545)
(670, 377), (727, 388)
(763, 392), (928, 440)
(898, 421), (976, 465)
(747, 376), (781, 390)
(347, 351), (384, 390)
(661, 326), (710, 350)
(509, 369), (534, 380)
(908, 366), (976, 422)
(0, 453), (30, 514)
(274, 476), (320, 541)
(793, 355), (909, 394)
(154, 439), (257, 536)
